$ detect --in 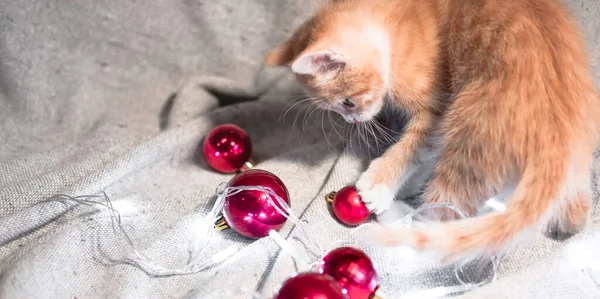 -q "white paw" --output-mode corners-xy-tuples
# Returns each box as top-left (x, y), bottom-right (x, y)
(356, 174), (395, 215)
